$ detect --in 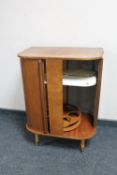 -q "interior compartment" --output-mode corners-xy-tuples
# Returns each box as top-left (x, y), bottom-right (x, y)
(63, 60), (97, 131)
